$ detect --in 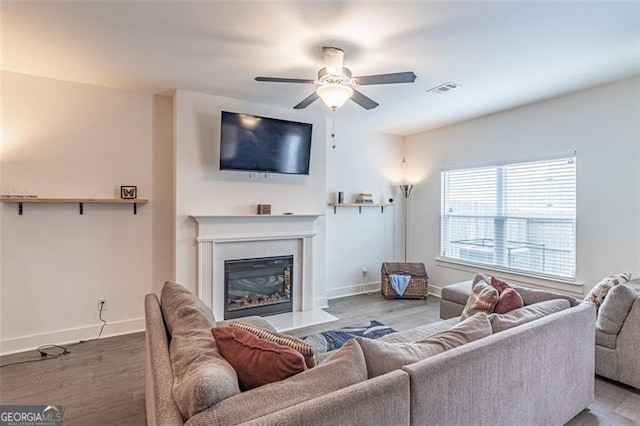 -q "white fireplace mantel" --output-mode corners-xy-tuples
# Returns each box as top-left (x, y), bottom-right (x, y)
(190, 214), (335, 330)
